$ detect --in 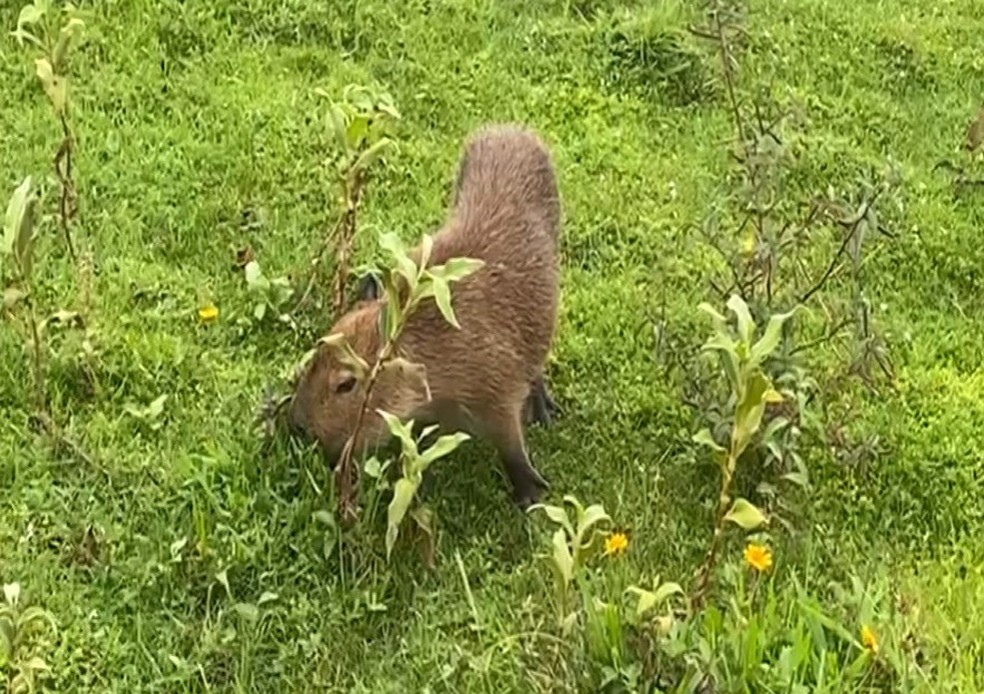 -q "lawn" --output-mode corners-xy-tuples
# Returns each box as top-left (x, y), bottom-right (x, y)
(2, 0), (984, 692)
